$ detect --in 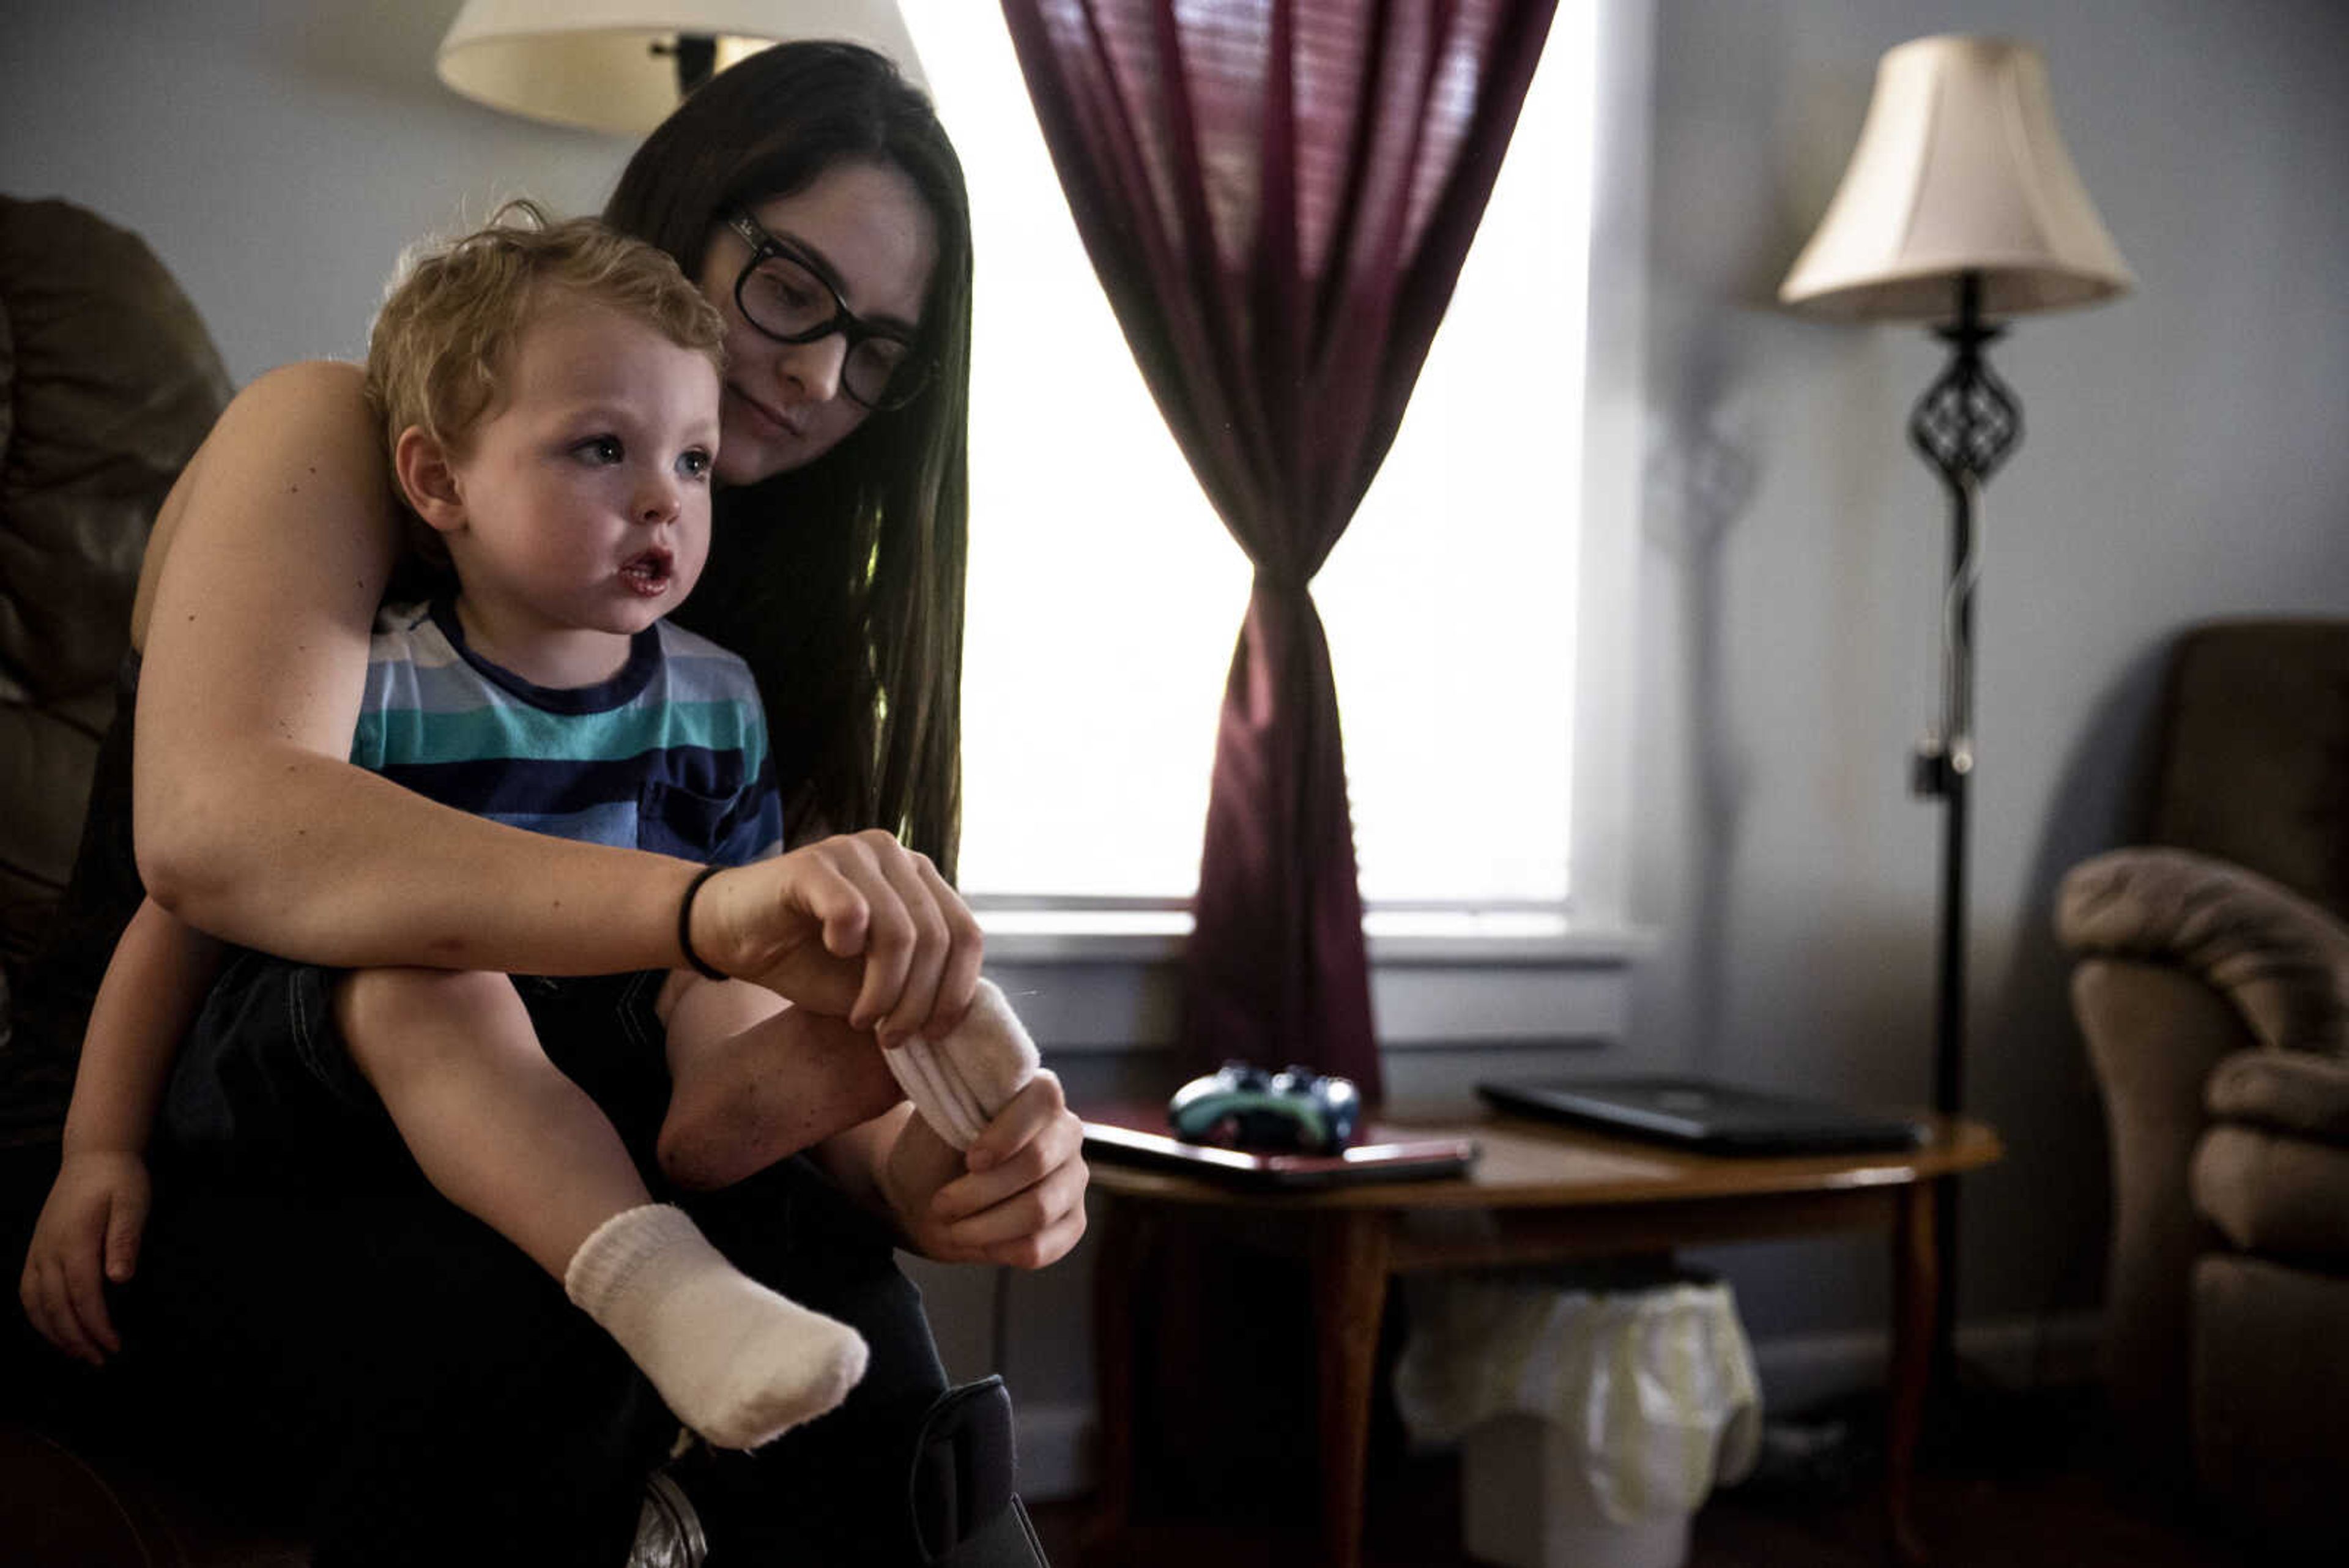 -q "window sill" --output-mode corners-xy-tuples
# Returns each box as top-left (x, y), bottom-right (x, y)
(974, 906), (1654, 968)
